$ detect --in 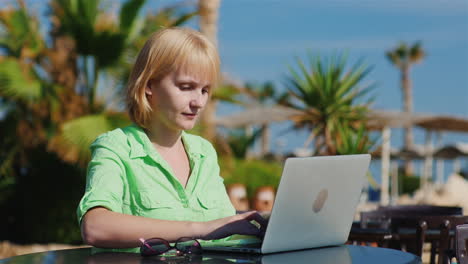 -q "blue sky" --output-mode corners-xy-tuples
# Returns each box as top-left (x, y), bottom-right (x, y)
(5, 0), (468, 153)
(214, 0), (468, 113)
(148, 0), (468, 154)
(151, 0), (468, 179)
(2, 0), (466, 182)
